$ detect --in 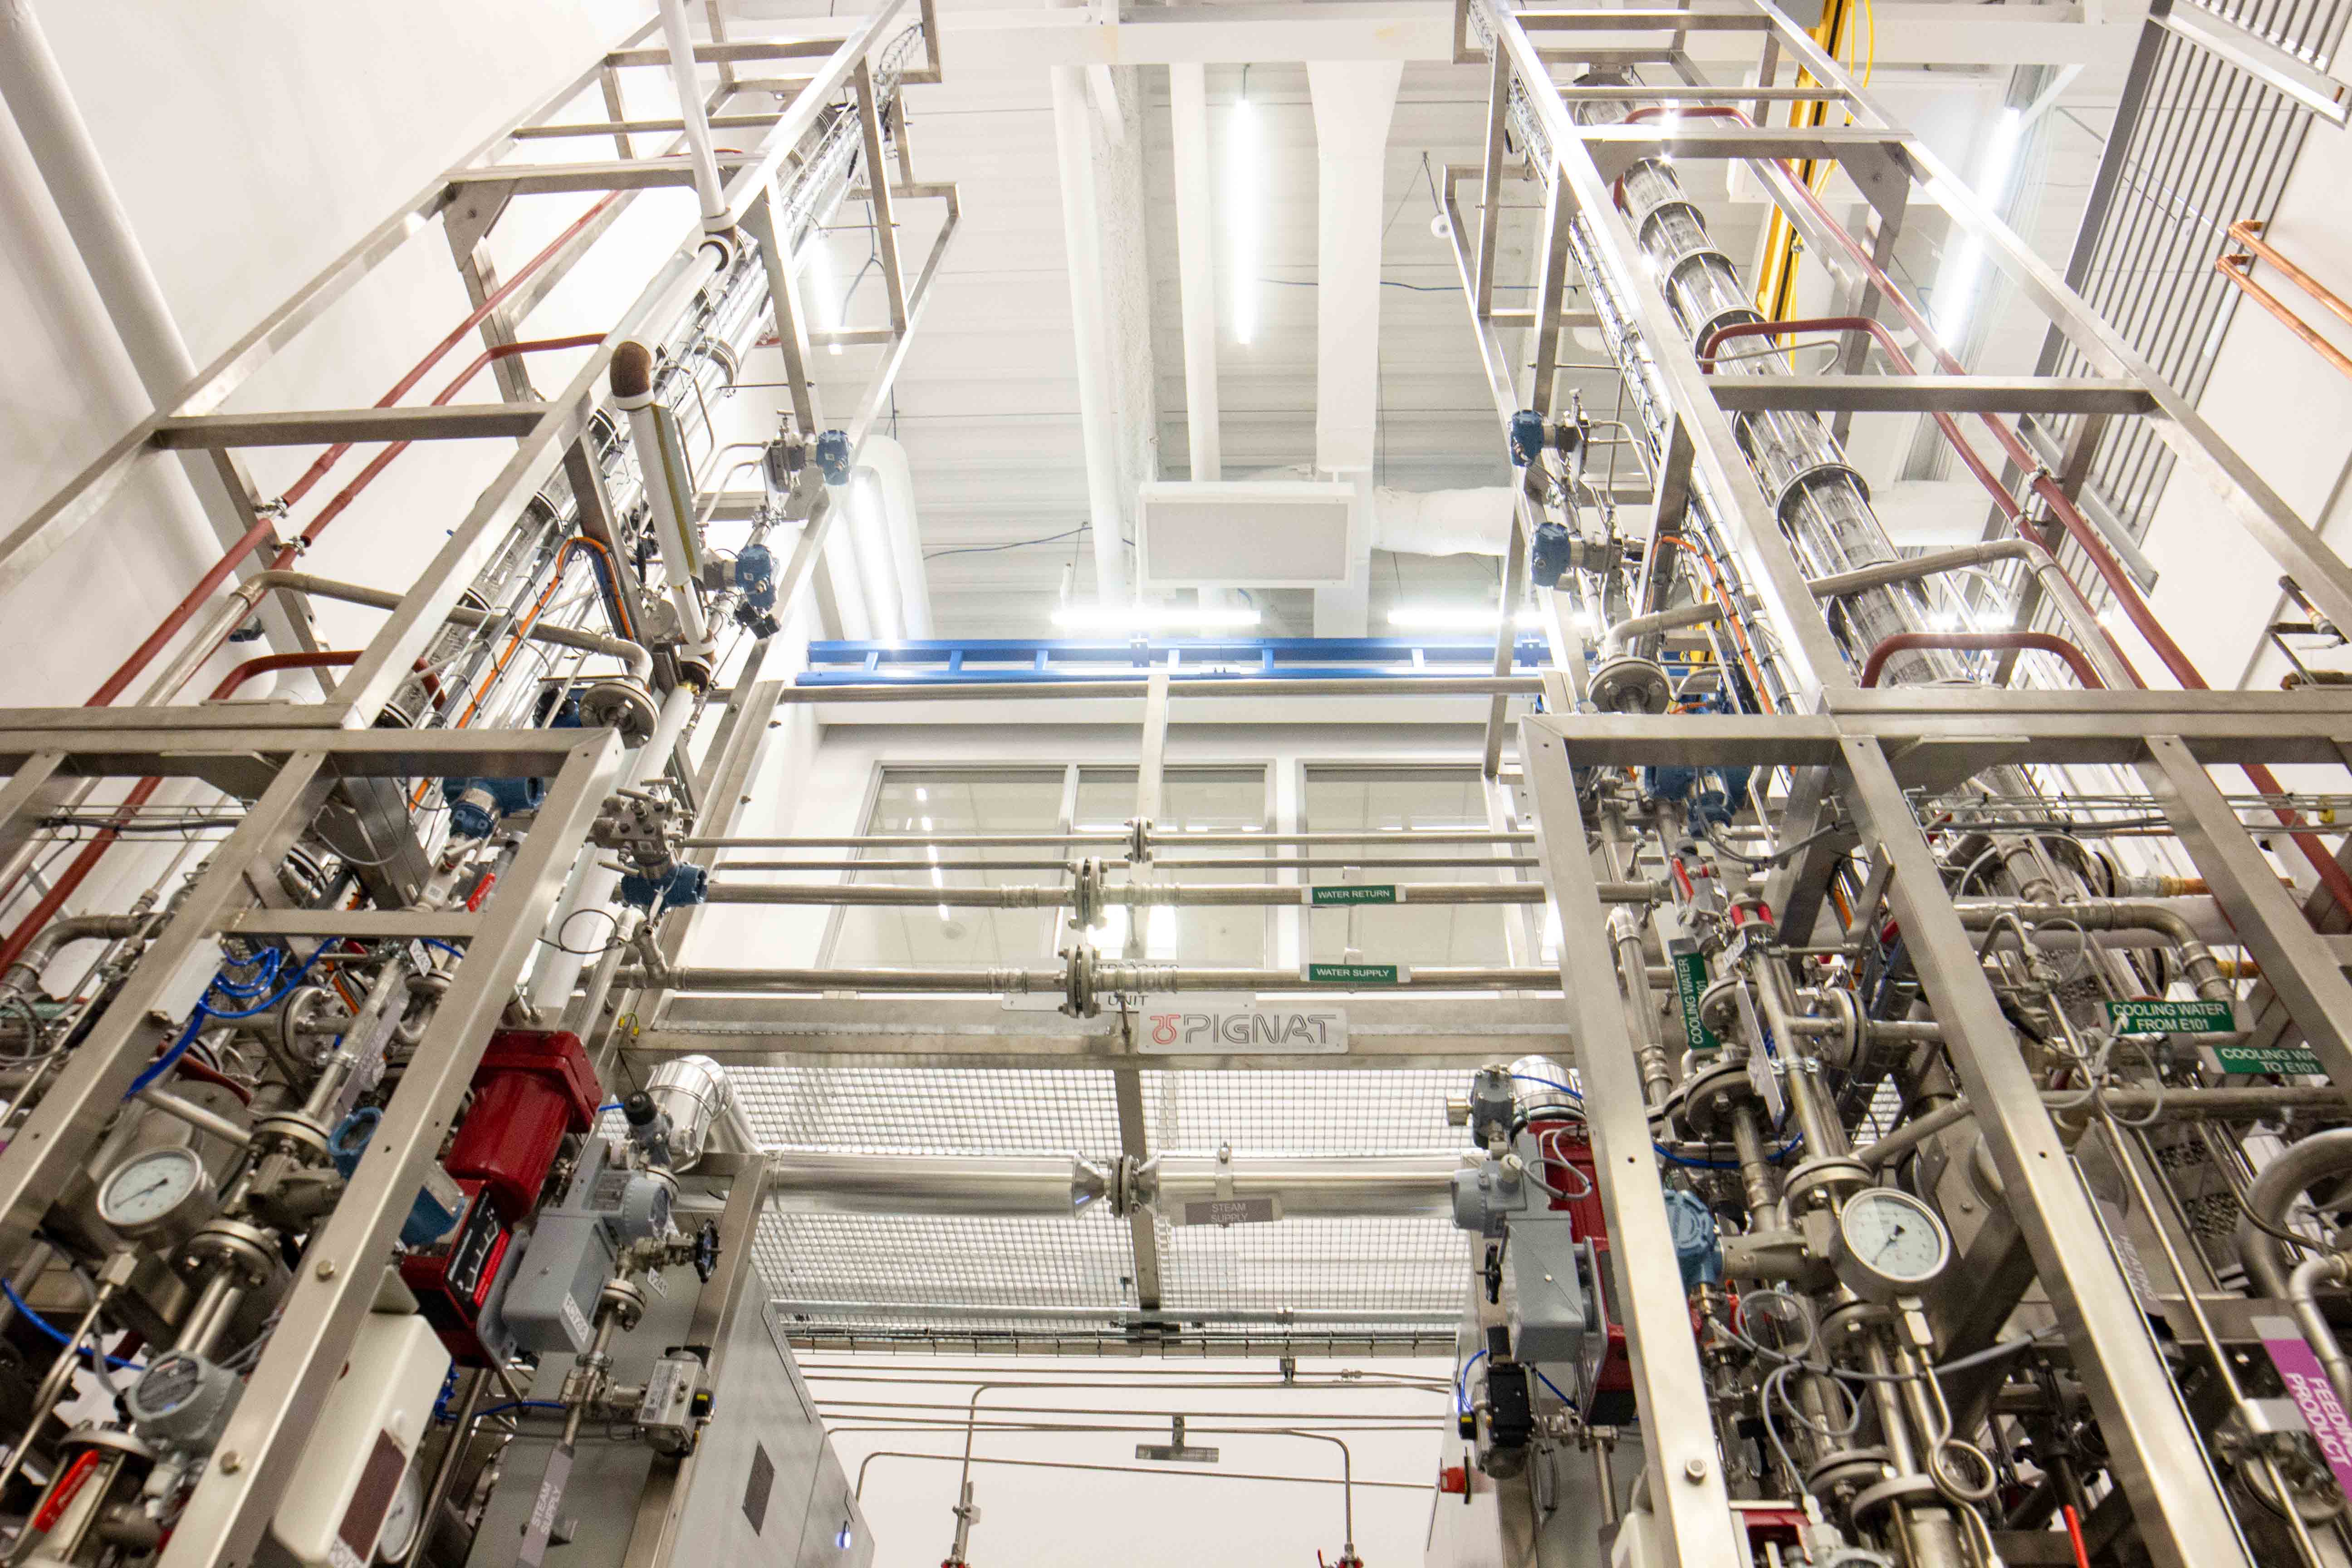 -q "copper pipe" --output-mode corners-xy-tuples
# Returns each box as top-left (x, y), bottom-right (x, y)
(208, 650), (360, 701)
(1859, 631), (2105, 689)
(2228, 218), (2352, 333)
(2217, 251), (2352, 382)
